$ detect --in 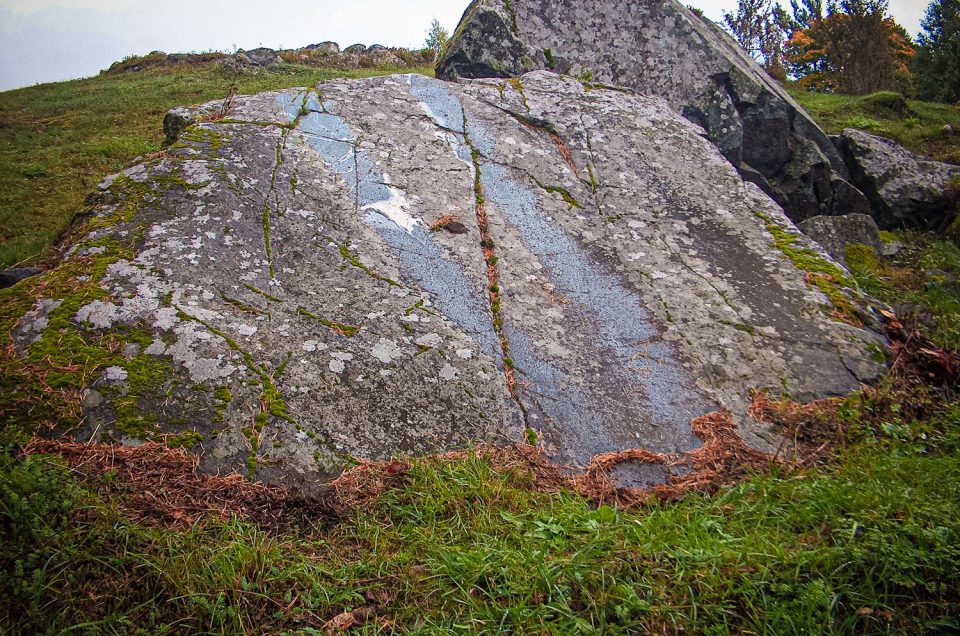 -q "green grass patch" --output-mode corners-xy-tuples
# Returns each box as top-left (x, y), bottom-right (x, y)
(787, 86), (960, 164)
(2, 396), (958, 634)
(847, 233), (960, 350)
